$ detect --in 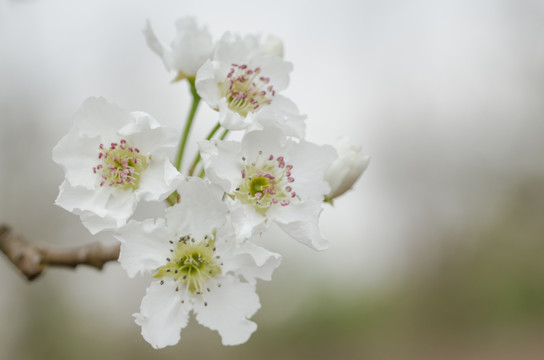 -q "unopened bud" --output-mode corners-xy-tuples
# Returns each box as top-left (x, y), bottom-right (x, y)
(325, 137), (370, 201)
(260, 35), (284, 58)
